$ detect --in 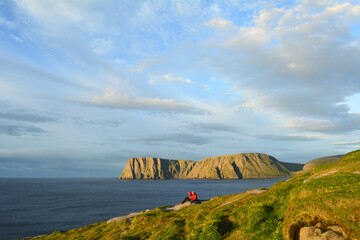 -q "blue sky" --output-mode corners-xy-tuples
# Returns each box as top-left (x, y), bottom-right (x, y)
(0, 0), (360, 177)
